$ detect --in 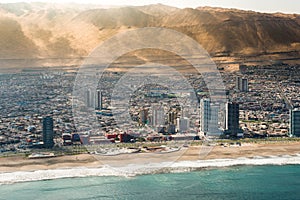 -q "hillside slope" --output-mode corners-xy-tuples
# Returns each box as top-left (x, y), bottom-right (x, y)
(0, 3), (299, 68)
